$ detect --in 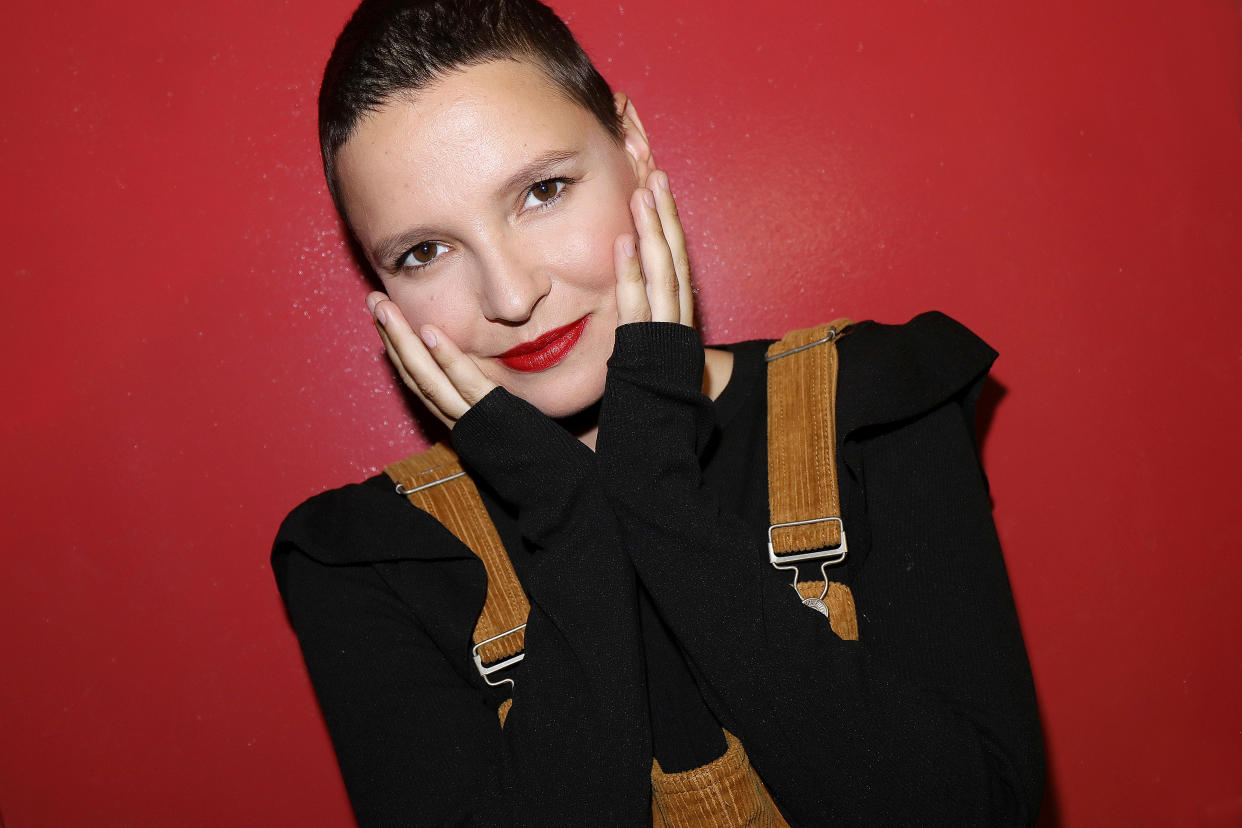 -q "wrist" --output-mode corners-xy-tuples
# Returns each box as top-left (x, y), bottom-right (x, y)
(608, 322), (704, 391)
